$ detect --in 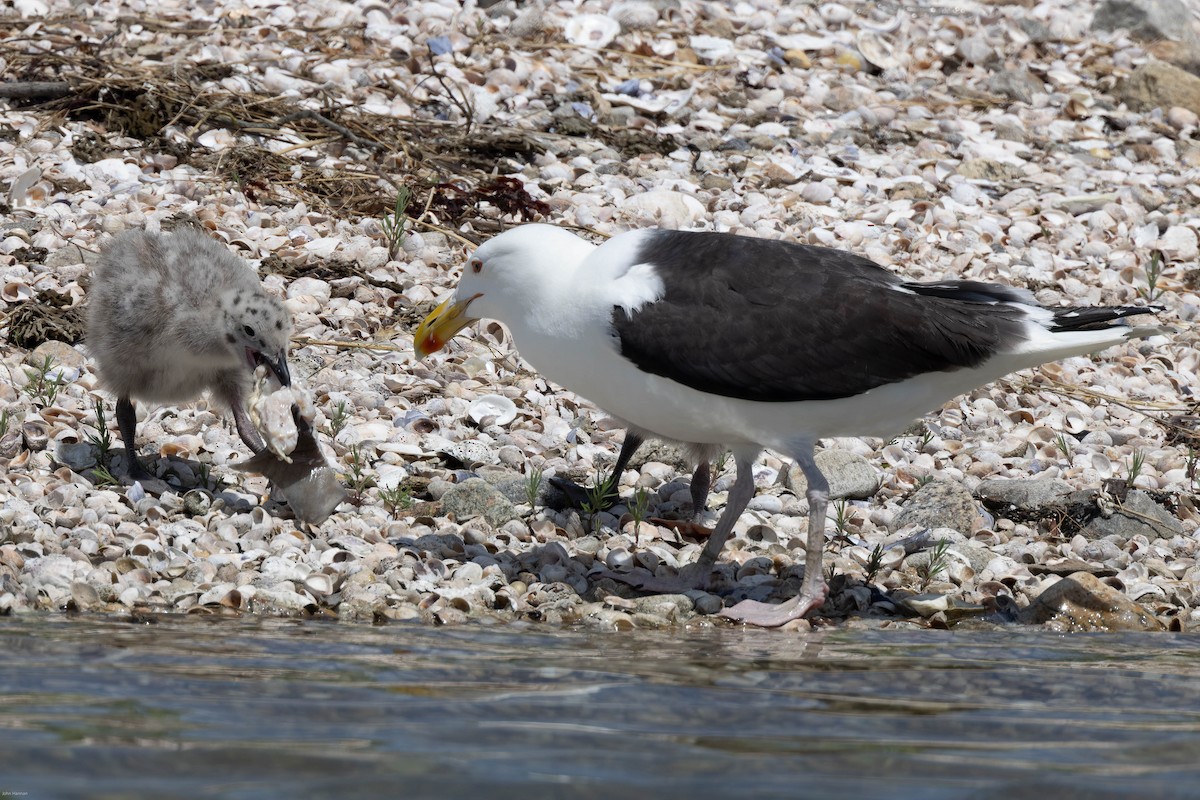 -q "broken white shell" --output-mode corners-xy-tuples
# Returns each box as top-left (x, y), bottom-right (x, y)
(564, 14), (620, 49)
(856, 30), (901, 70)
(467, 394), (517, 427)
